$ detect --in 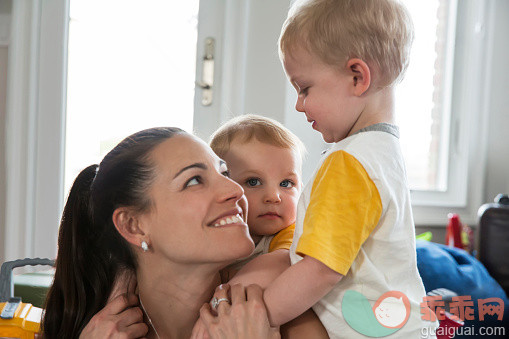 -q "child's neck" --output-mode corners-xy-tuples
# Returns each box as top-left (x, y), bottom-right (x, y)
(251, 234), (263, 245)
(348, 86), (396, 137)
